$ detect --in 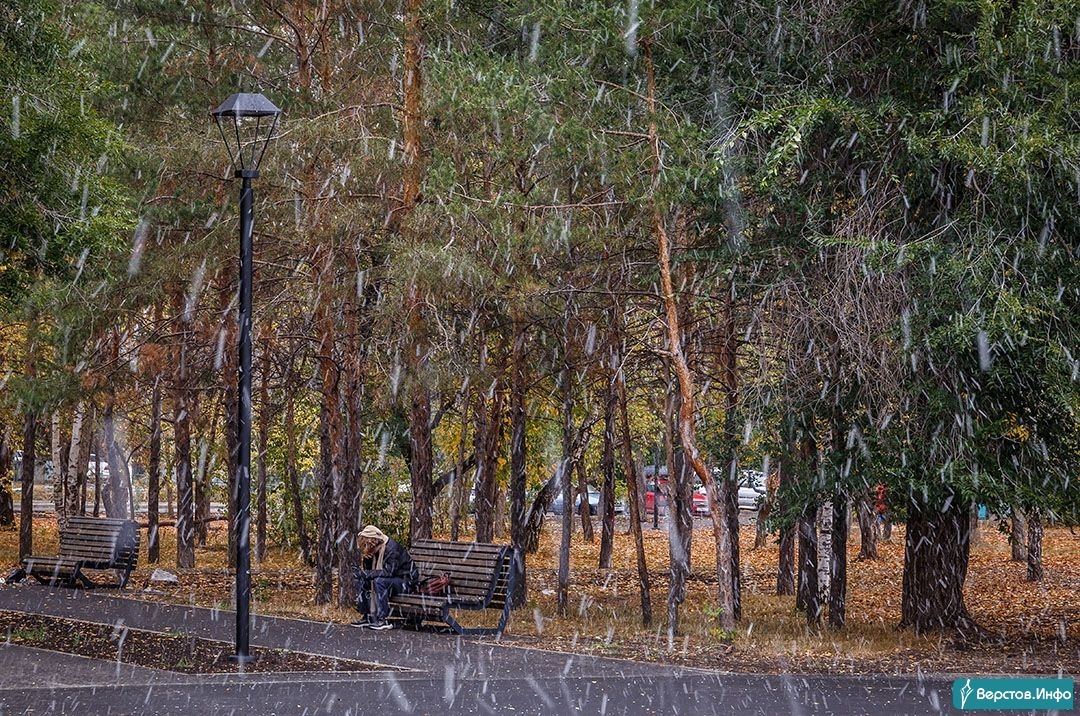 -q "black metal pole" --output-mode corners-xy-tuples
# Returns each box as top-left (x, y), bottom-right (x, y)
(232, 169), (257, 664)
